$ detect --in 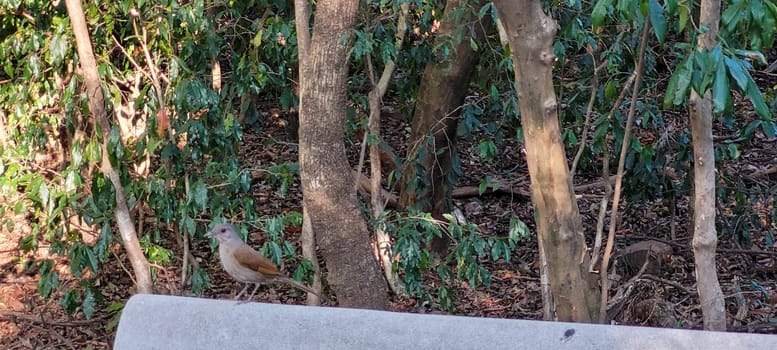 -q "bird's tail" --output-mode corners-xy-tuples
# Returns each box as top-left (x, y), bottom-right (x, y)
(278, 276), (328, 303)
